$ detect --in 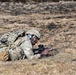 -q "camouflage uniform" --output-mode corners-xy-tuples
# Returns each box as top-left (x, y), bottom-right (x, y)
(0, 29), (41, 61)
(19, 36), (40, 60)
(14, 29), (41, 60)
(0, 30), (25, 61)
